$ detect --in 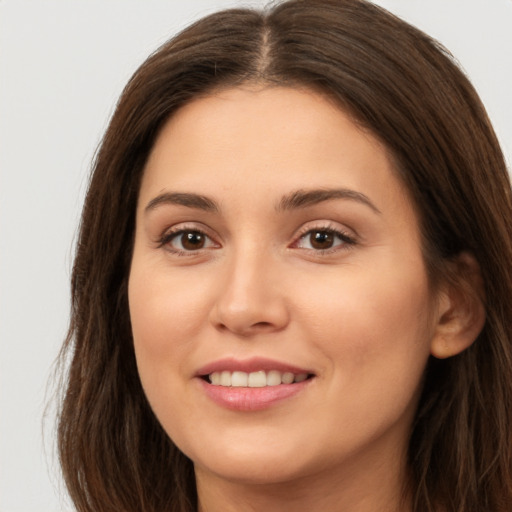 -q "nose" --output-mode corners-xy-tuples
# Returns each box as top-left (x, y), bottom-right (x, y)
(209, 250), (290, 337)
